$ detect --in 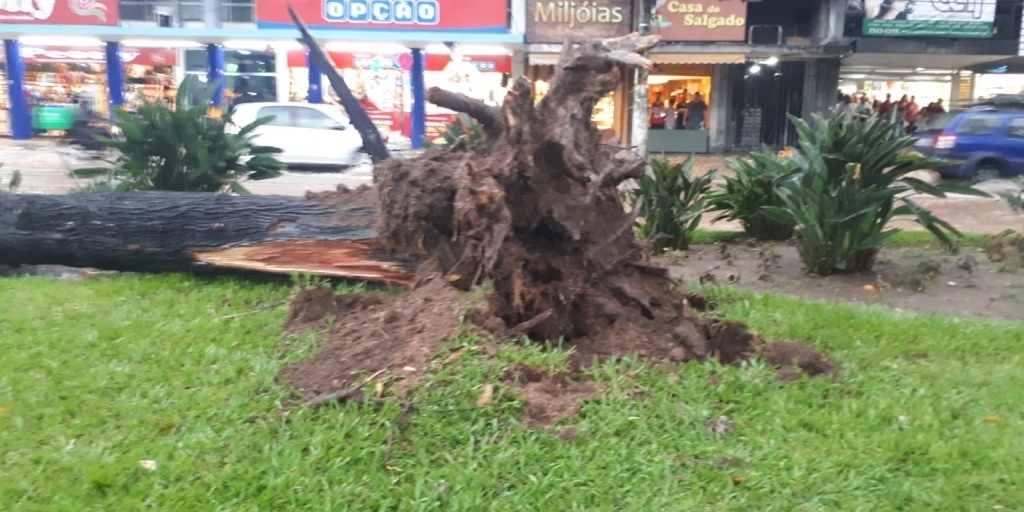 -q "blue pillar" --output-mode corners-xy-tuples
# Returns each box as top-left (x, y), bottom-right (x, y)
(4, 40), (30, 140)
(104, 41), (124, 114)
(410, 48), (426, 149)
(206, 43), (225, 105)
(306, 52), (323, 103)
